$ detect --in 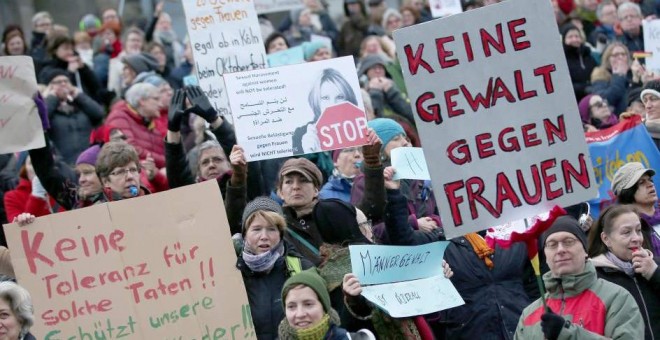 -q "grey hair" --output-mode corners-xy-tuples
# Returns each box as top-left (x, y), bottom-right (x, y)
(0, 281), (33, 338)
(596, 0), (614, 19)
(125, 83), (157, 108)
(197, 139), (223, 156)
(617, 2), (641, 19)
(381, 8), (403, 29)
(32, 11), (52, 27)
(122, 26), (145, 42)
